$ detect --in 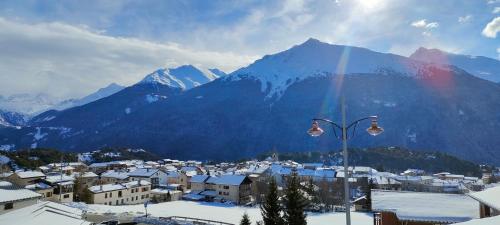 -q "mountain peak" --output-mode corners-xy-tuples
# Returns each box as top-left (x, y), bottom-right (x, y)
(228, 38), (420, 99)
(209, 68), (227, 77)
(302, 37), (323, 45)
(139, 64), (217, 90)
(410, 47), (500, 83)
